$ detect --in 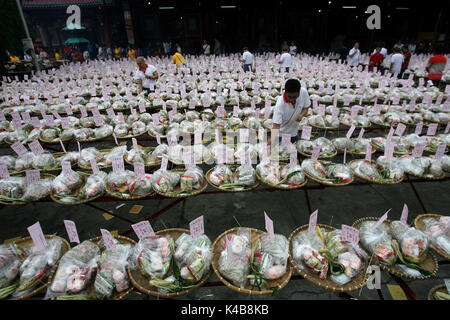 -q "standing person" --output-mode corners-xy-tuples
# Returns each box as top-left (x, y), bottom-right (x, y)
(88, 43), (95, 59)
(347, 42), (360, 67)
(106, 47), (112, 60)
(268, 78), (311, 145)
(163, 42), (171, 57)
(369, 46), (384, 72)
(54, 51), (61, 60)
(238, 47), (254, 72)
(213, 38), (221, 55)
(127, 46), (136, 60)
(393, 40), (403, 51)
(278, 49), (292, 72)
(426, 45), (447, 88)
(289, 41), (297, 55)
(172, 50), (186, 68)
(83, 49), (89, 62)
(390, 48), (405, 77)
(97, 45), (105, 60)
(63, 45), (71, 60)
(134, 56), (159, 96)
(176, 43), (182, 53)
(400, 46), (411, 78)
(281, 40), (289, 52)
(202, 40), (211, 55)
(372, 43), (387, 58)
(408, 41), (416, 54)
(114, 46), (121, 60)
(416, 42), (425, 54)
